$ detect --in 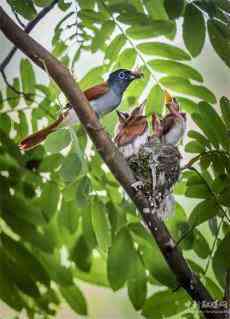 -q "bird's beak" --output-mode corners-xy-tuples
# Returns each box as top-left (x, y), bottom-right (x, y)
(116, 110), (129, 122)
(137, 99), (147, 114)
(129, 68), (144, 80)
(165, 90), (173, 104)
